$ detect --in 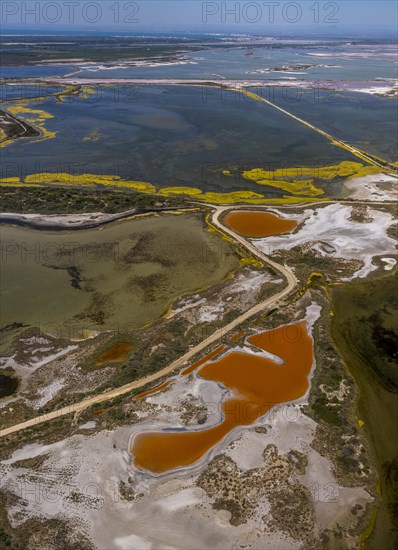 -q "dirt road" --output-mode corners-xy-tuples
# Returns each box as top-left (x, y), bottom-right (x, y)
(0, 205), (297, 438)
